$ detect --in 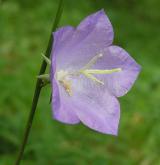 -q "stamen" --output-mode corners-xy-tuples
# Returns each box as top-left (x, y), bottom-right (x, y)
(57, 70), (73, 96)
(59, 80), (73, 96)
